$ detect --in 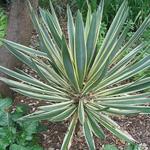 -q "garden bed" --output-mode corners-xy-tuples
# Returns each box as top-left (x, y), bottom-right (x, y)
(12, 27), (150, 150)
(1, 1), (150, 150)
(14, 86), (150, 150)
